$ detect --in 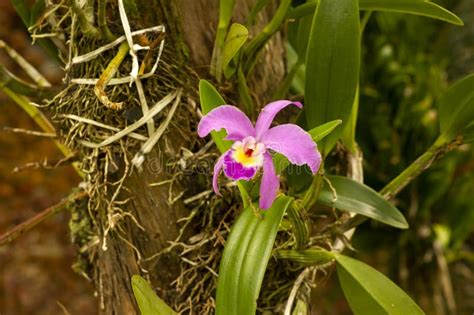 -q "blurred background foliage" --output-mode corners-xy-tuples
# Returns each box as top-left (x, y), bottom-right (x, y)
(320, 0), (473, 314)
